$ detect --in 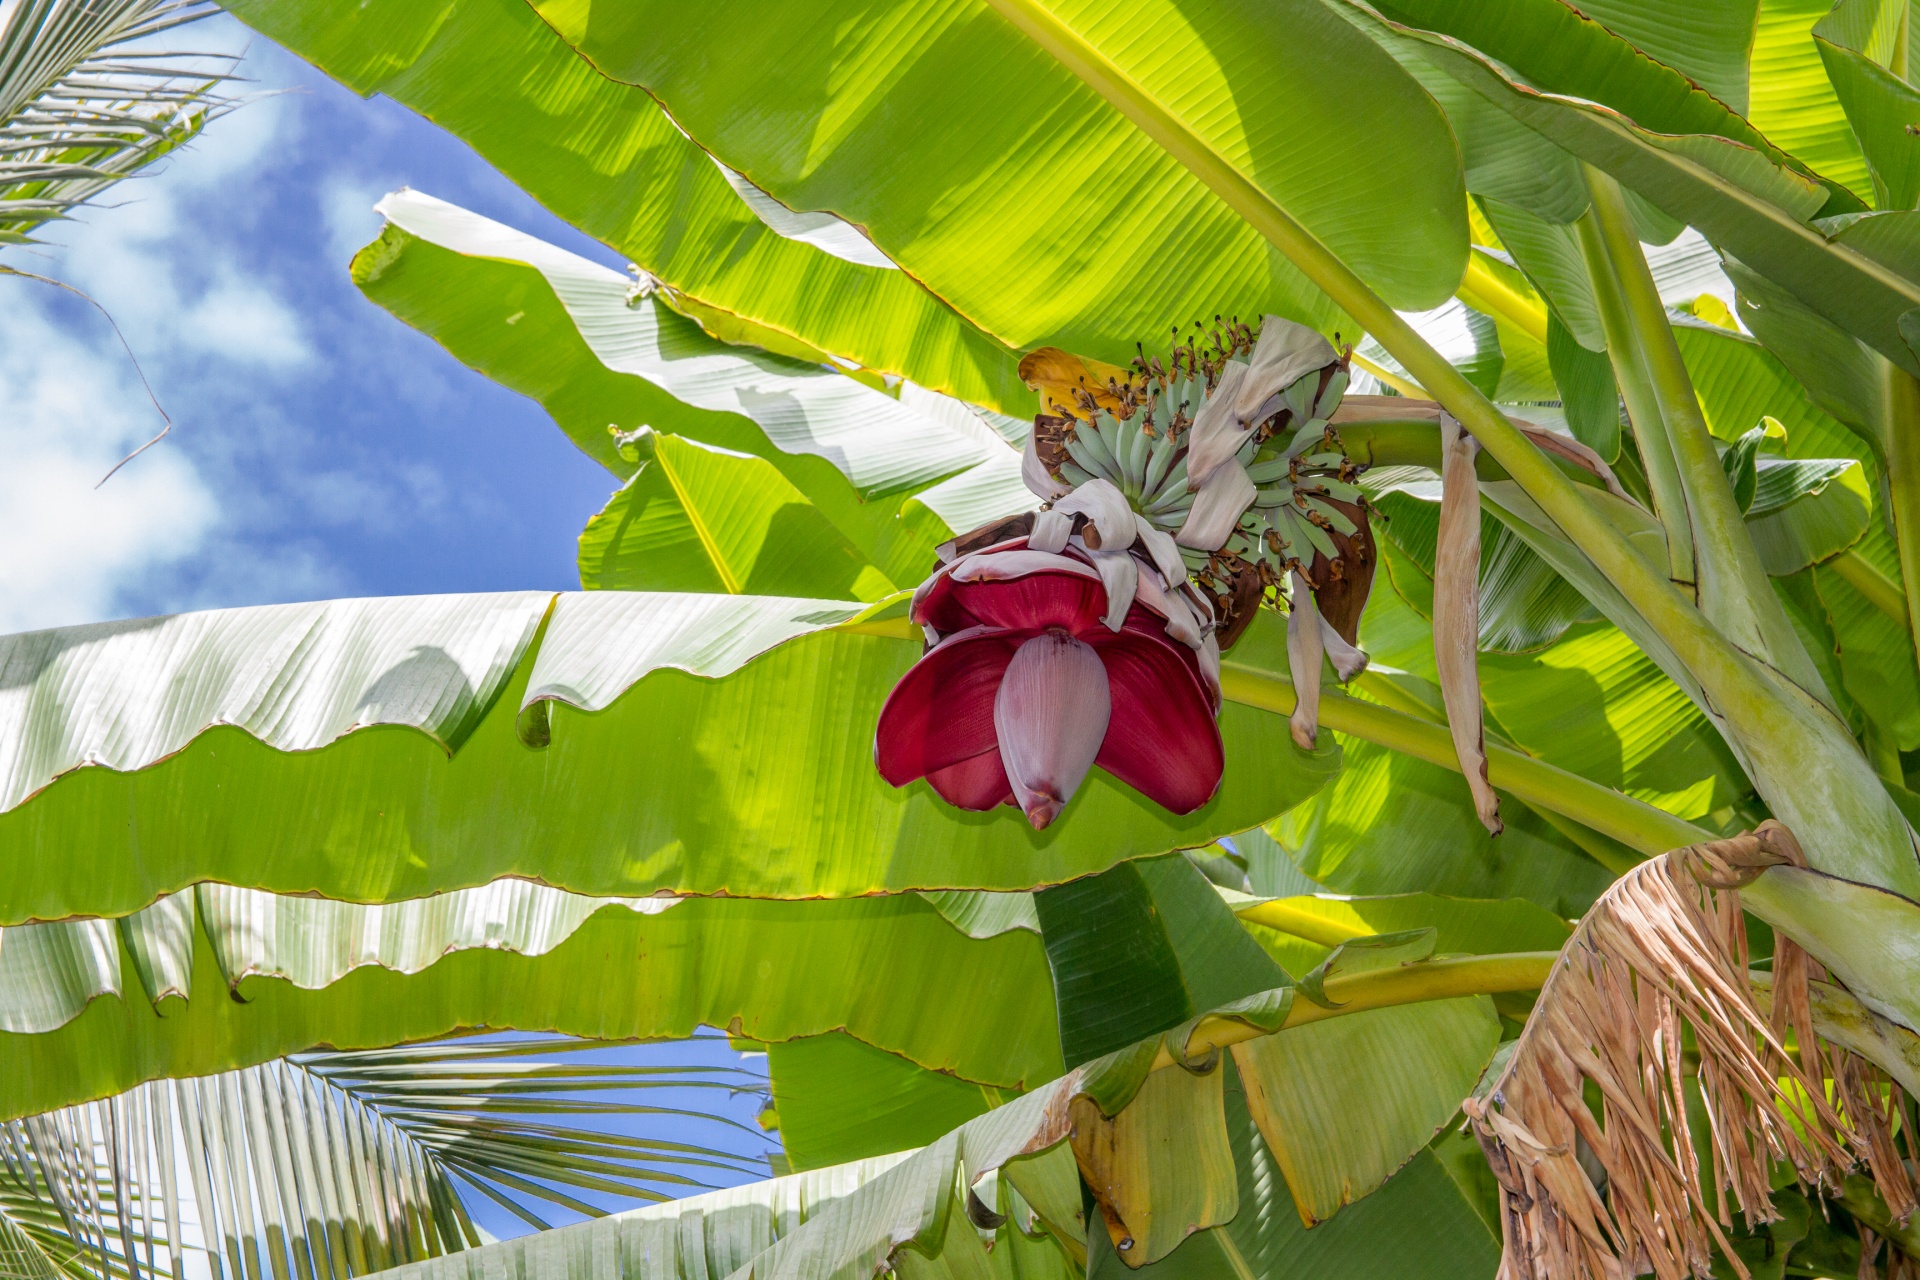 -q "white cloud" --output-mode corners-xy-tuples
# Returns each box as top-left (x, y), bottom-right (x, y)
(0, 302), (218, 633)
(183, 275), (313, 368)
